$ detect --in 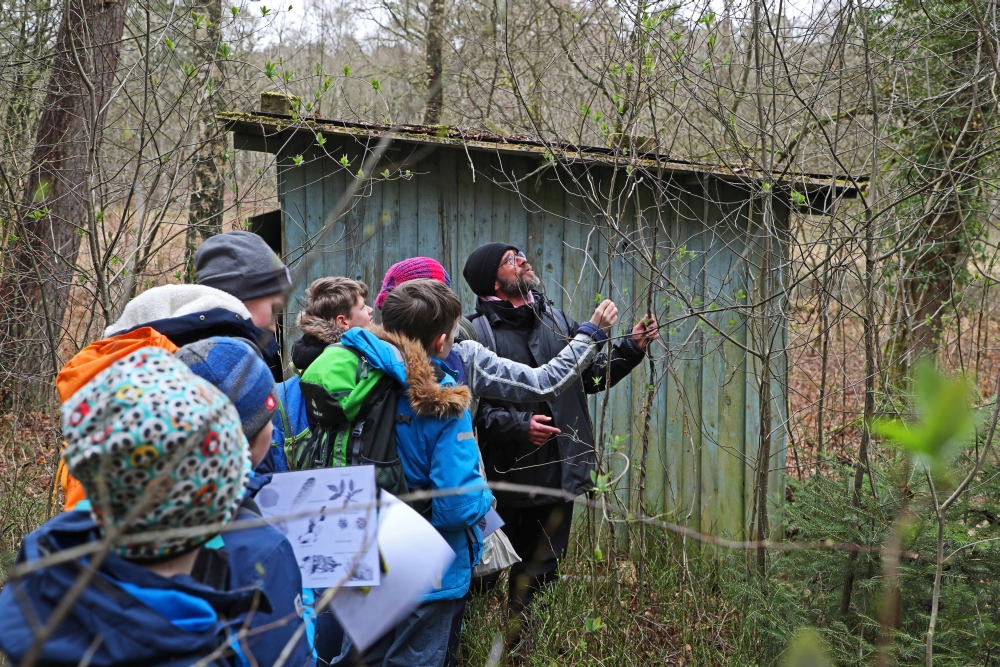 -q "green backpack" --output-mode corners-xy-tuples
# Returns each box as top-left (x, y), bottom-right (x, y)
(296, 343), (409, 496)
